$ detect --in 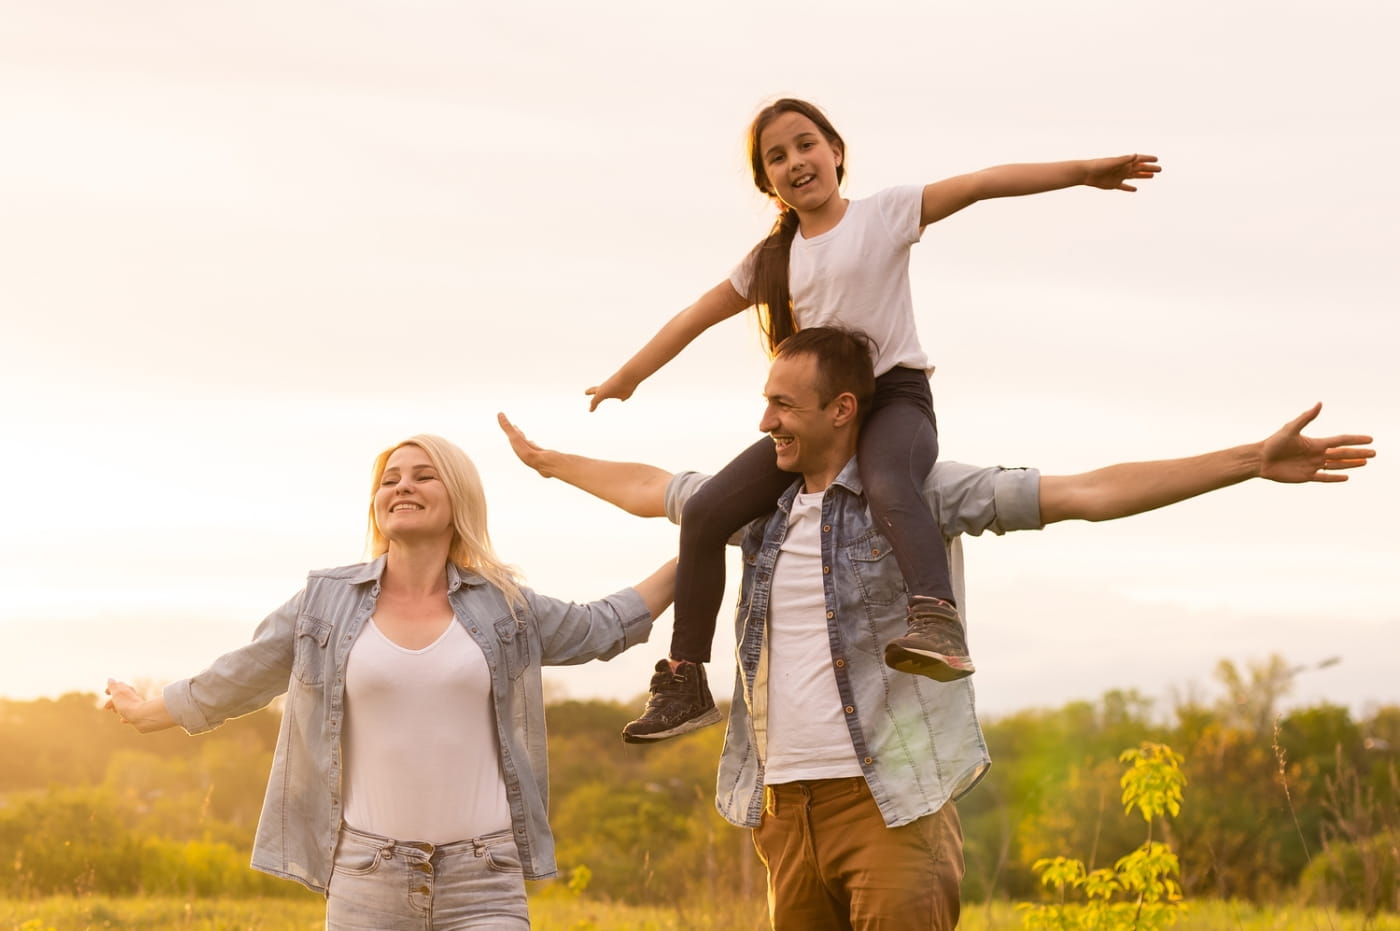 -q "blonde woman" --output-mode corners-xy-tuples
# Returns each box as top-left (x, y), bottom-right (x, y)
(106, 434), (675, 930)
